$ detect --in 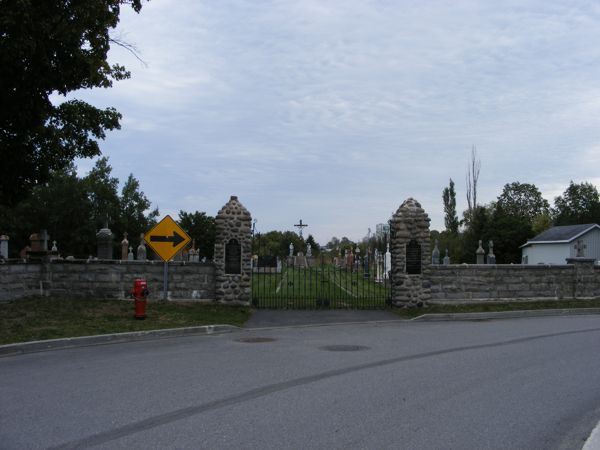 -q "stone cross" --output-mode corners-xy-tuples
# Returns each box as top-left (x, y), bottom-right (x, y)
(289, 243), (294, 257)
(574, 239), (586, 257)
(307, 243), (312, 257)
(294, 219), (308, 238)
